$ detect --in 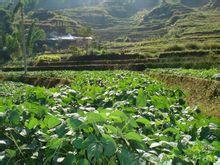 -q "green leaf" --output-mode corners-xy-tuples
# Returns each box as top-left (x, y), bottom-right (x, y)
(44, 114), (61, 129)
(8, 110), (20, 125)
(136, 88), (146, 107)
(22, 102), (48, 117)
(212, 141), (220, 151)
(56, 123), (68, 137)
(26, 117), (39, 129)
(5, 149), (16, 158)
(0, 106), (6, 112)
(105, 125), (119, 134)
(128, 119), (138, 128)
(163, 127), (179, 134)
(136, 118), (151, 127)
(124, 132), (143, 142)
(73, 137), (84, 149)
(82, 135), (97, 149)
(87, 142), (103, 163)
(109, 110), (127, 123)
(151, 96), (169, 109)
(64, 153), (76, 164)
(101, 134), (117, 157)
(79, 159), (90, 165)
(47, 138), (63, 149)
(118, 148), (138, 165)
(86, 112), (105, 123)
(67, 118), (82, 130)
